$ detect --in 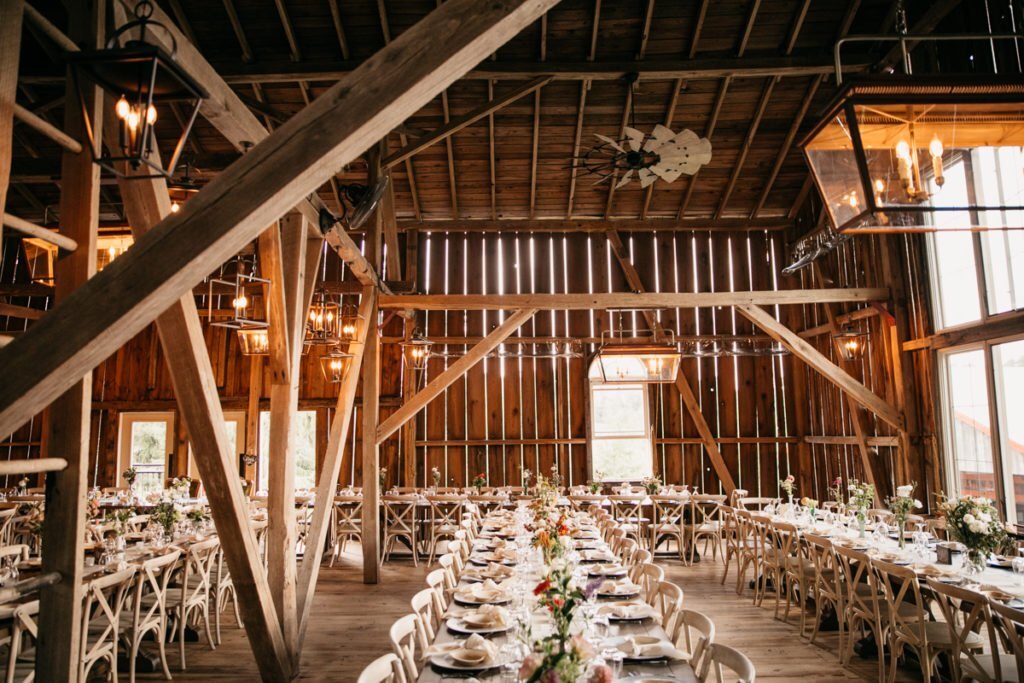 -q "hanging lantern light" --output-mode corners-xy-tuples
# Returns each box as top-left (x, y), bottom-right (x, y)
(401, 332), (433, 372)
(67, 0), (207, 180)
(236, 329), (270, 356)
(833, 325), (868, 362)
(595, 340), (681, 383)
(207, 257), (269, 330)
(319, 348), (354, 384)
(801, 76), (1024, 234)
(338, 303), (363, 342)
(305, 287), (342, 346)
